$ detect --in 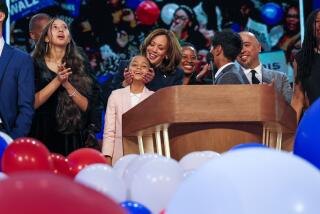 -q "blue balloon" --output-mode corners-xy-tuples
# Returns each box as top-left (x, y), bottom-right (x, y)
(121, 200), (152, 214)
(294, 98), (320, 169)
(0, 137), (8, 170)
(230, 142), (267, 151)
(261, 3), (284, 25)
(231, 22), (241, 32)
(125, 0), (144, 10)
(97, 73), (112, 84)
